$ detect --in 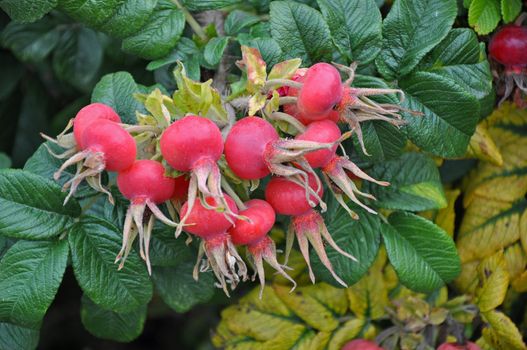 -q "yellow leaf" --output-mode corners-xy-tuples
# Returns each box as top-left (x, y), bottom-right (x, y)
(274, 283), (346, 332)
(511, 270), (527, 292)
(421, 189), (460, 238)
(264, 90), (280, 116)
(295, 330), (331, 350)
(248, 94), (267, 116)
(347, 269), (389, 320)
(482, 310), (527, 350)
(327, 318), (365, 350)
(239, 46), (267, 94)
(504, 243), (527, 288)
(268, 58), (302, 80)
(475, 265), (509, 312)
(466, 123), (504, 166)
